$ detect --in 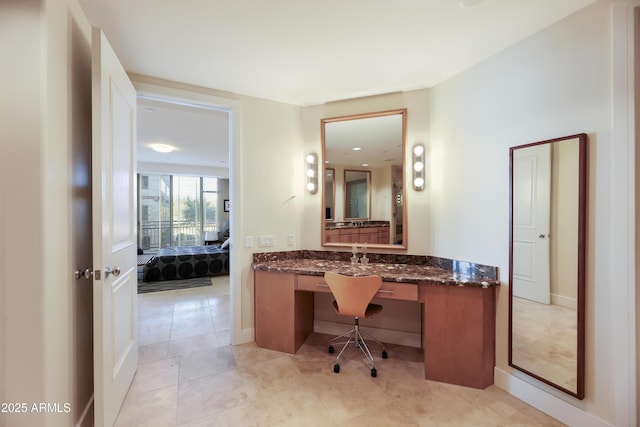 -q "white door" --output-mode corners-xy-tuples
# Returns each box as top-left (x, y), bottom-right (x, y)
(92, 28), (138, 427)
(512, 144), (551, 304)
